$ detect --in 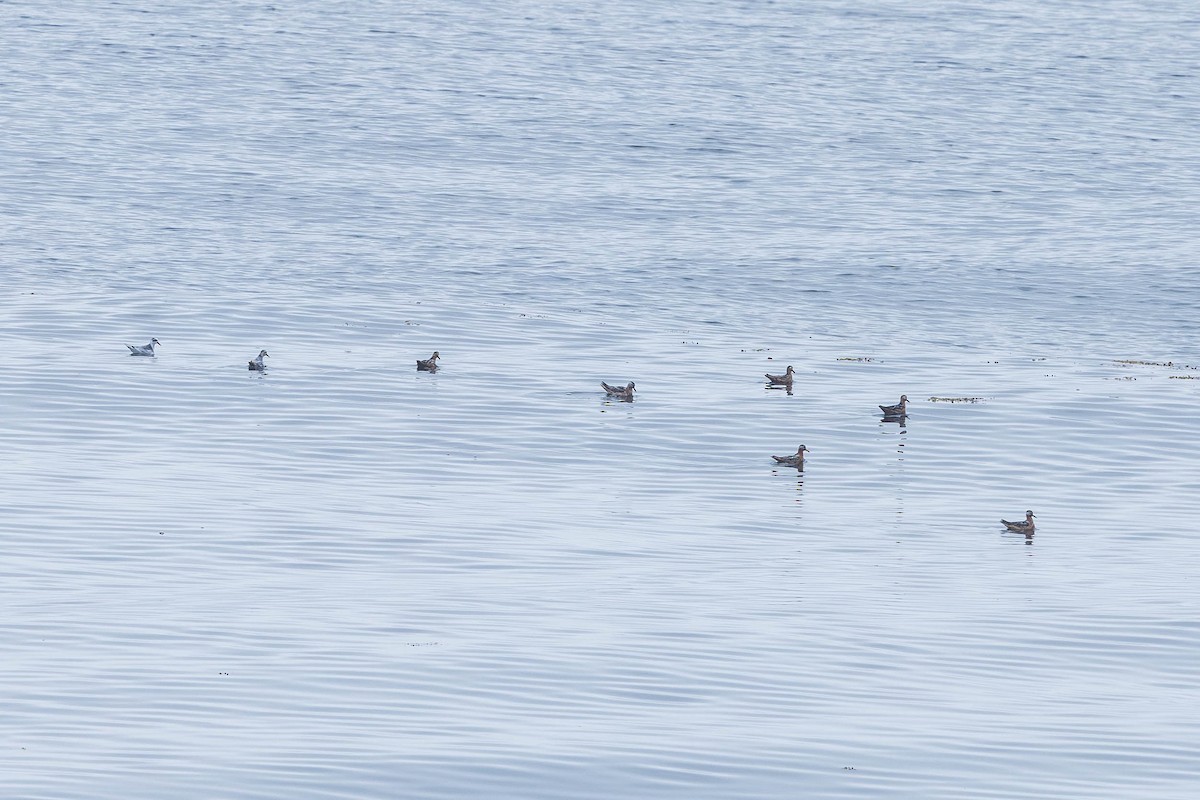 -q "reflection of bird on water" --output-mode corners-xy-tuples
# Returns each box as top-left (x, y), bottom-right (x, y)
(601, 381), (636, 400)
(771, 444), (808, 467)
(416, 351), (440, 371)
(879, 395), (908, 417)
(765, 366), (795, 386)
(248, 350), (269, 371)
(1001, 510), (1036, 534)
(127, 338), (161, 356)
